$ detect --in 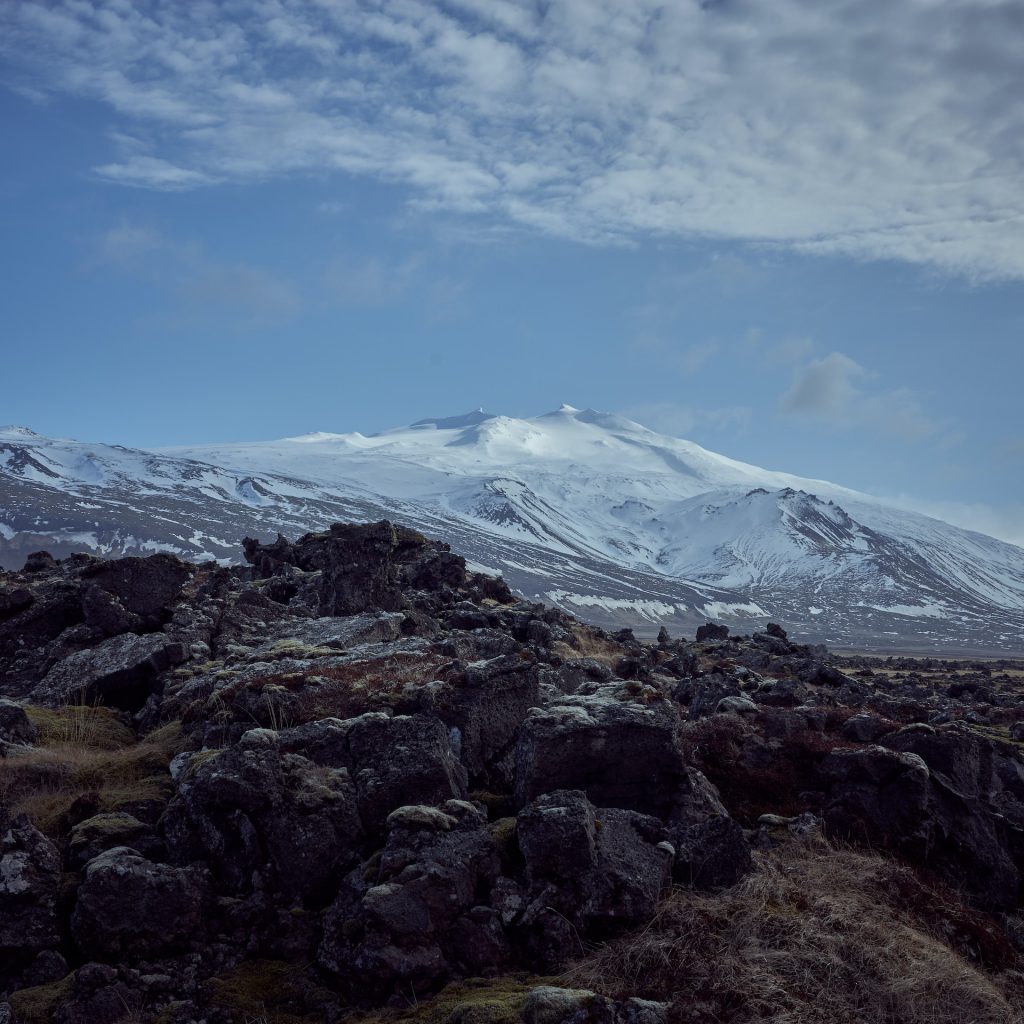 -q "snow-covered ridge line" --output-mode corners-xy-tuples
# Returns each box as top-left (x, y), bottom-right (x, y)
(2, 409), (1023, 651)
